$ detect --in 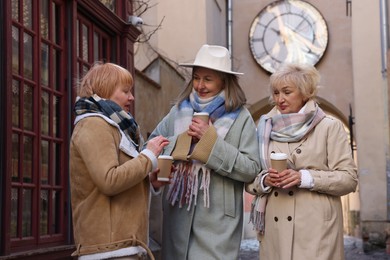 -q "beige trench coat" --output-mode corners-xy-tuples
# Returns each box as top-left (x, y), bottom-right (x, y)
(247, 112), (358, 260)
